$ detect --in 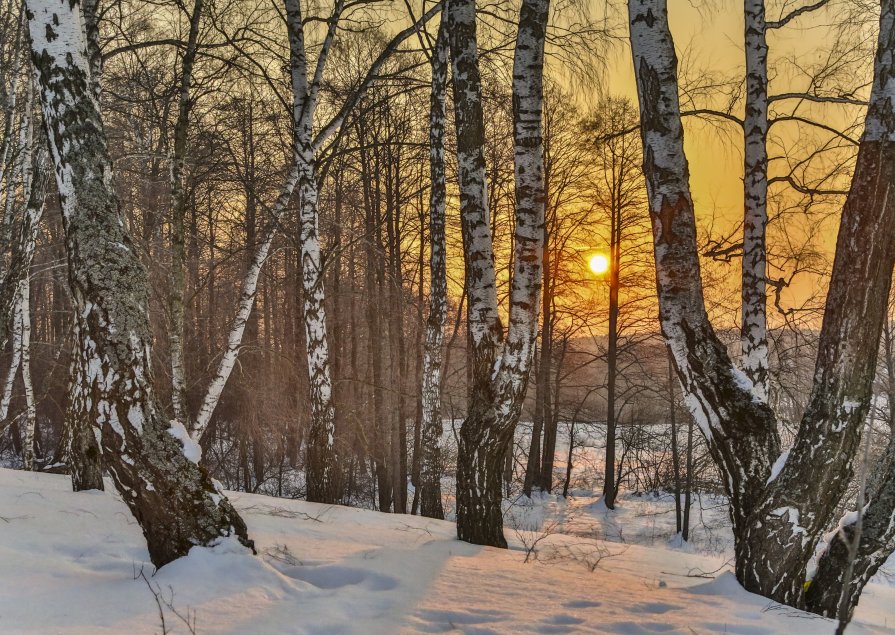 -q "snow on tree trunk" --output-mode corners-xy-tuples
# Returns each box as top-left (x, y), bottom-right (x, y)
(26, 0), (252, 566)
(168, 0), (205, 428)
(741, 0), (770, 401)
(629, 0), (895, 609)
(418, 19), (449, 521)
(450, 0), (548, 547)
